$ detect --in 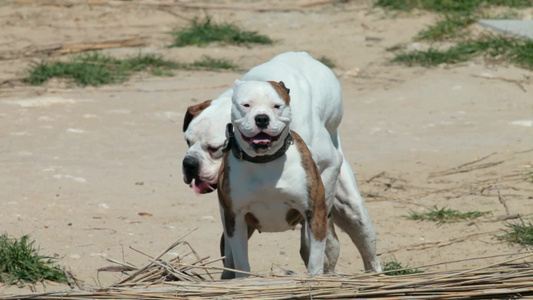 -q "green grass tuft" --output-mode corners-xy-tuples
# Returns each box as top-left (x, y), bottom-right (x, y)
(379, 0), (533, 62)
(188, 56), (238, 70)
(392, 47), (469, 67)
(416, 12), (476, 41)
(391, 36), (533, 69)
(508, 38), (533, 68)
(498, 221), (533, 246)
(119, 54), (181, 73)
(406, 205), (491, 224)
(375, 0), (530, 13)
(25, 53), (119, 86)
(169, 17), (273, 47)
(24, 53), (238, 86)
(375, 0), (477, 13)
(482, 0), (533, 8)
(24, 53), (181, 86)
(383, 260), (424, 276)
(0, 233), (67, 285)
